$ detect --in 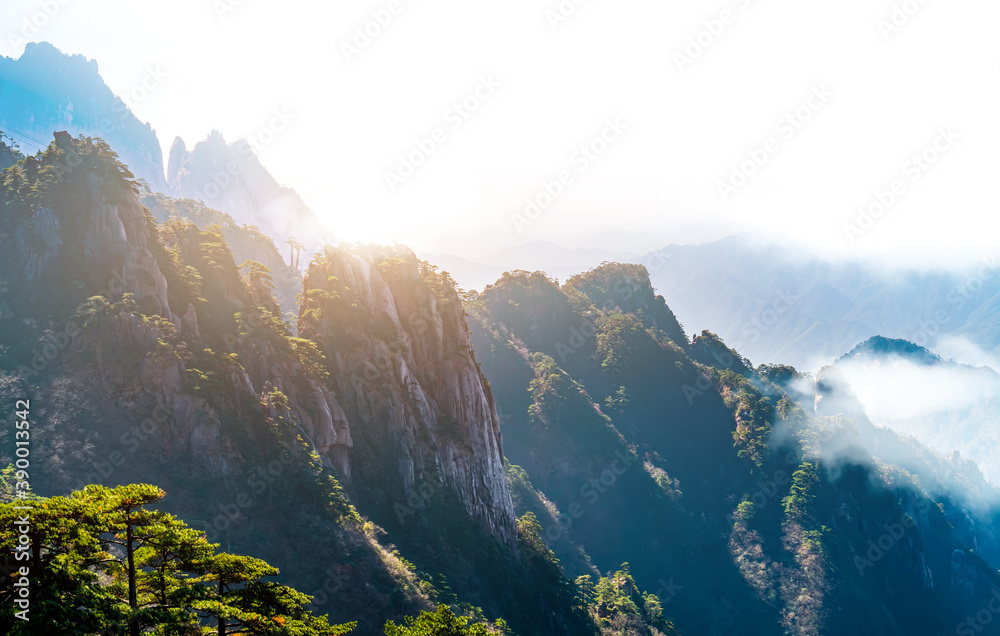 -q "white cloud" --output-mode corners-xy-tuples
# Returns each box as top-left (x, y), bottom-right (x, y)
(836, 346), (1000, 486)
